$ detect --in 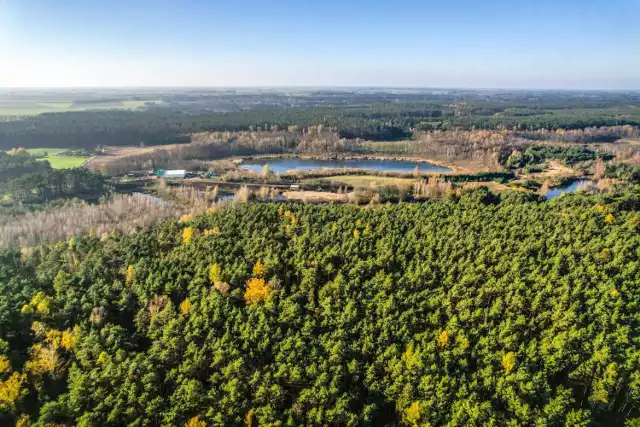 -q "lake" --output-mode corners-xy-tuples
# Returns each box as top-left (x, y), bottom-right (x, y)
(545, 180), (593, 199)
(240, 158), (452, 174)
